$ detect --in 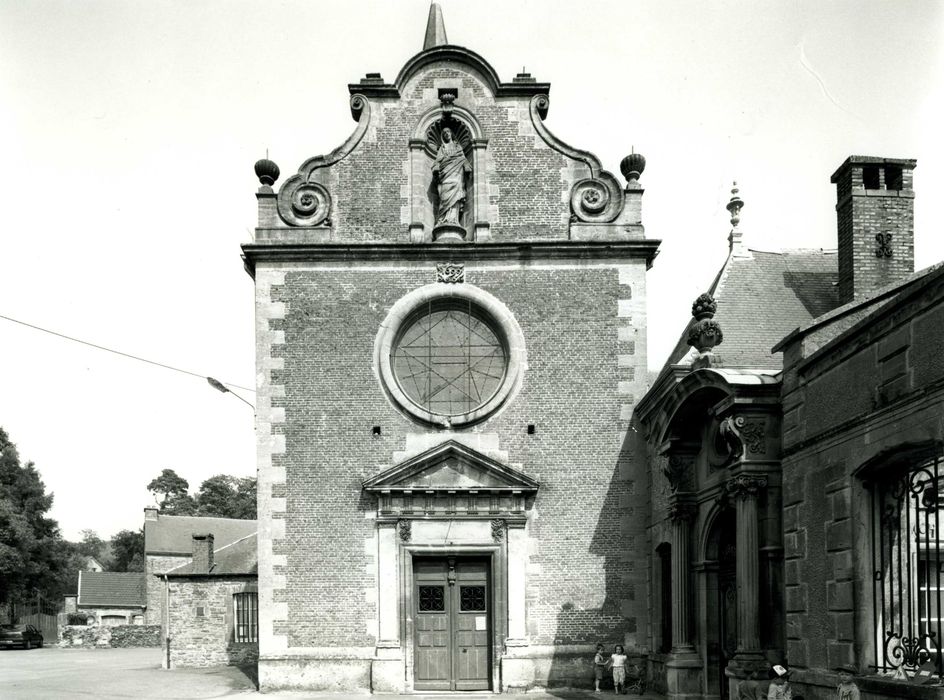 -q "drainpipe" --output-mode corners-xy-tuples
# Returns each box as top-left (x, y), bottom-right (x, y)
(163, 574), (171, 669)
